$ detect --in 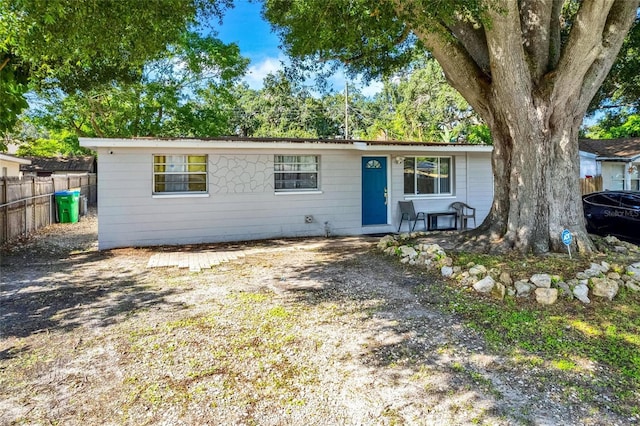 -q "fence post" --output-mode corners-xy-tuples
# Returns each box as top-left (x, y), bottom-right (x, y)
(31, 177), (36, 233)
(2, 177), (7, 244)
